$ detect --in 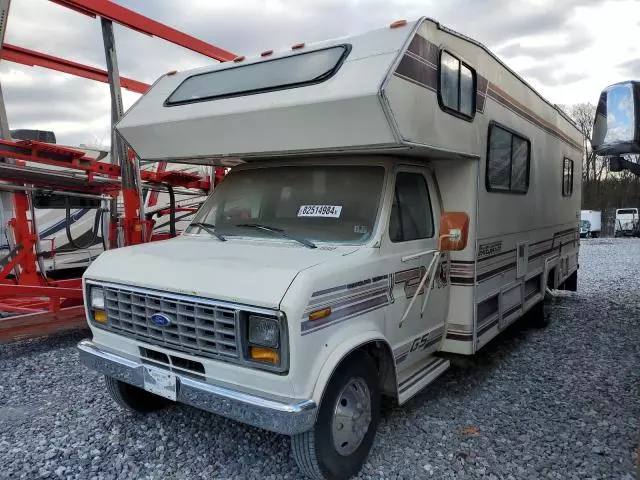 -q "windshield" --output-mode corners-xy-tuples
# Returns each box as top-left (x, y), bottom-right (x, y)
(187, 165), (385, 244)
(580, 220), (590, 229)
